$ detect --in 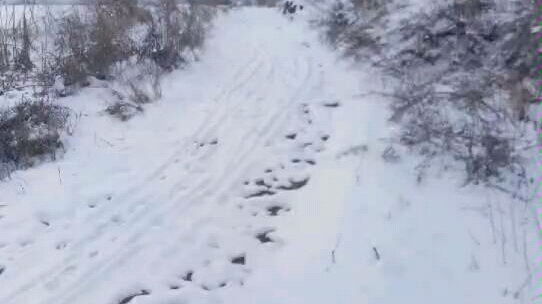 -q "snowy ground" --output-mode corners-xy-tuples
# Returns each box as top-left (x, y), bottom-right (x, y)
(0, 2), (540, 304)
